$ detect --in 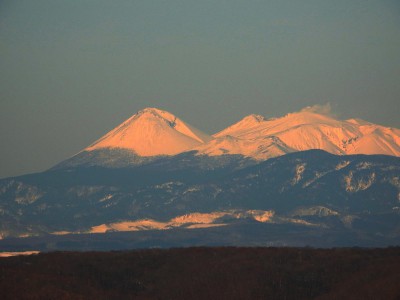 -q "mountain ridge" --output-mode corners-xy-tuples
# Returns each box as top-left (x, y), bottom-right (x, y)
(1, 149), (399, 246)
(209, 110), (400, 159)
(1, 106), (399, 247)
(57, 107), (400, 169)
